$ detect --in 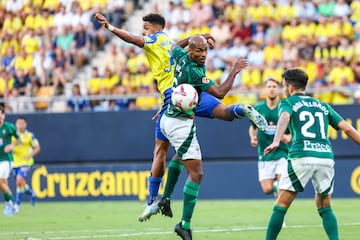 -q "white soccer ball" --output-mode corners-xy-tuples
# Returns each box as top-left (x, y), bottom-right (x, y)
(171, 84), (199, 112)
